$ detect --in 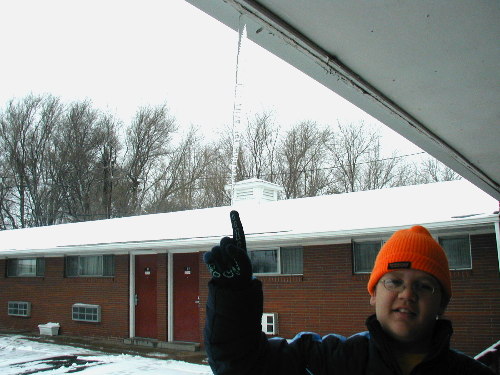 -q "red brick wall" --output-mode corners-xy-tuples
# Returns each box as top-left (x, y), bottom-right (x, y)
(445, 233), (500, 356)
(0, 255), (130, 339)
(261, 243), (372, 338)
(198, 233), (500, 356)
